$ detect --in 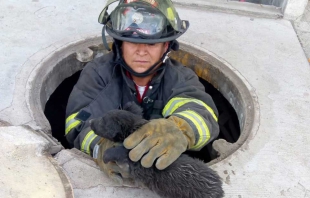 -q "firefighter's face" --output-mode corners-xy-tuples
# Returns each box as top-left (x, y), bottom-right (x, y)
(122, 41), (169, 74)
